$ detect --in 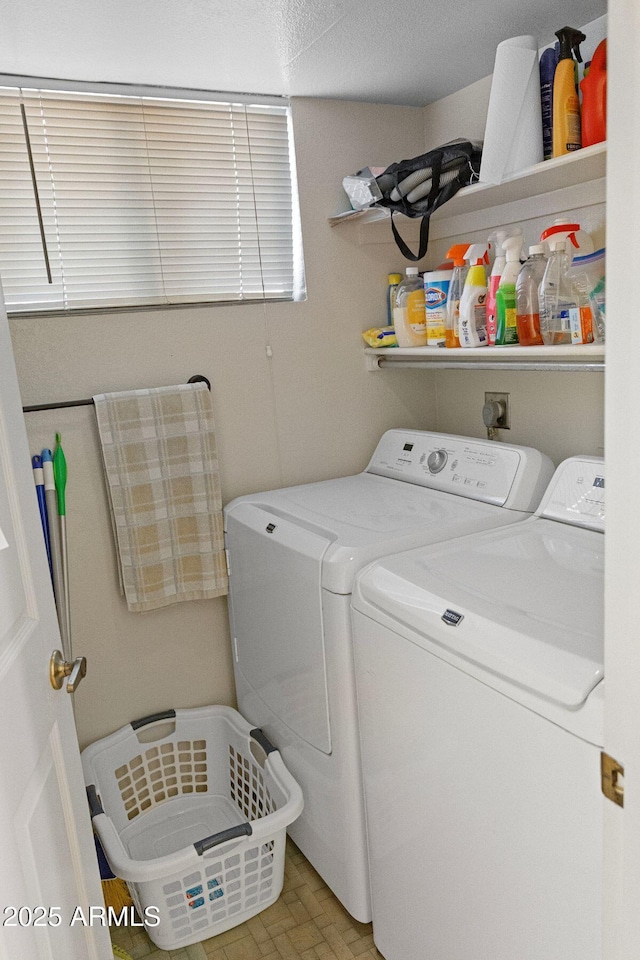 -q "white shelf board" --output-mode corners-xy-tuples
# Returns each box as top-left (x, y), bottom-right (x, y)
(331, 143), (606, 229)
(365, 343), (605, 372)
